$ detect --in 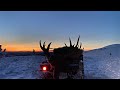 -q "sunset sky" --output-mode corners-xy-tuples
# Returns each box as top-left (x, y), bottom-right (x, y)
(0, 11), (120, 52)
